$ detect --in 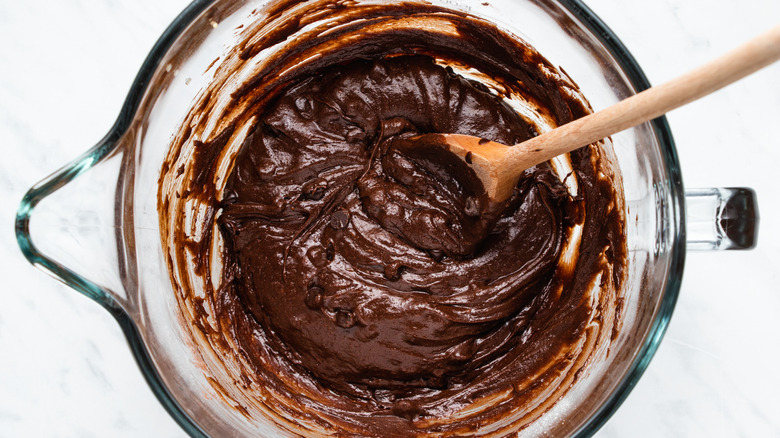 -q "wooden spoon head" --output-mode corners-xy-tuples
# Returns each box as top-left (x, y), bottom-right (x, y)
(411, 133), (517, 202)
